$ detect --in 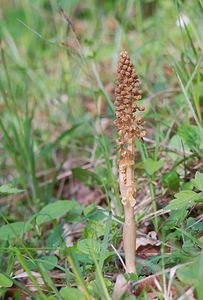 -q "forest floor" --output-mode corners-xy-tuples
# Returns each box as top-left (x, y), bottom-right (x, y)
(0, 1), (203, 299)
